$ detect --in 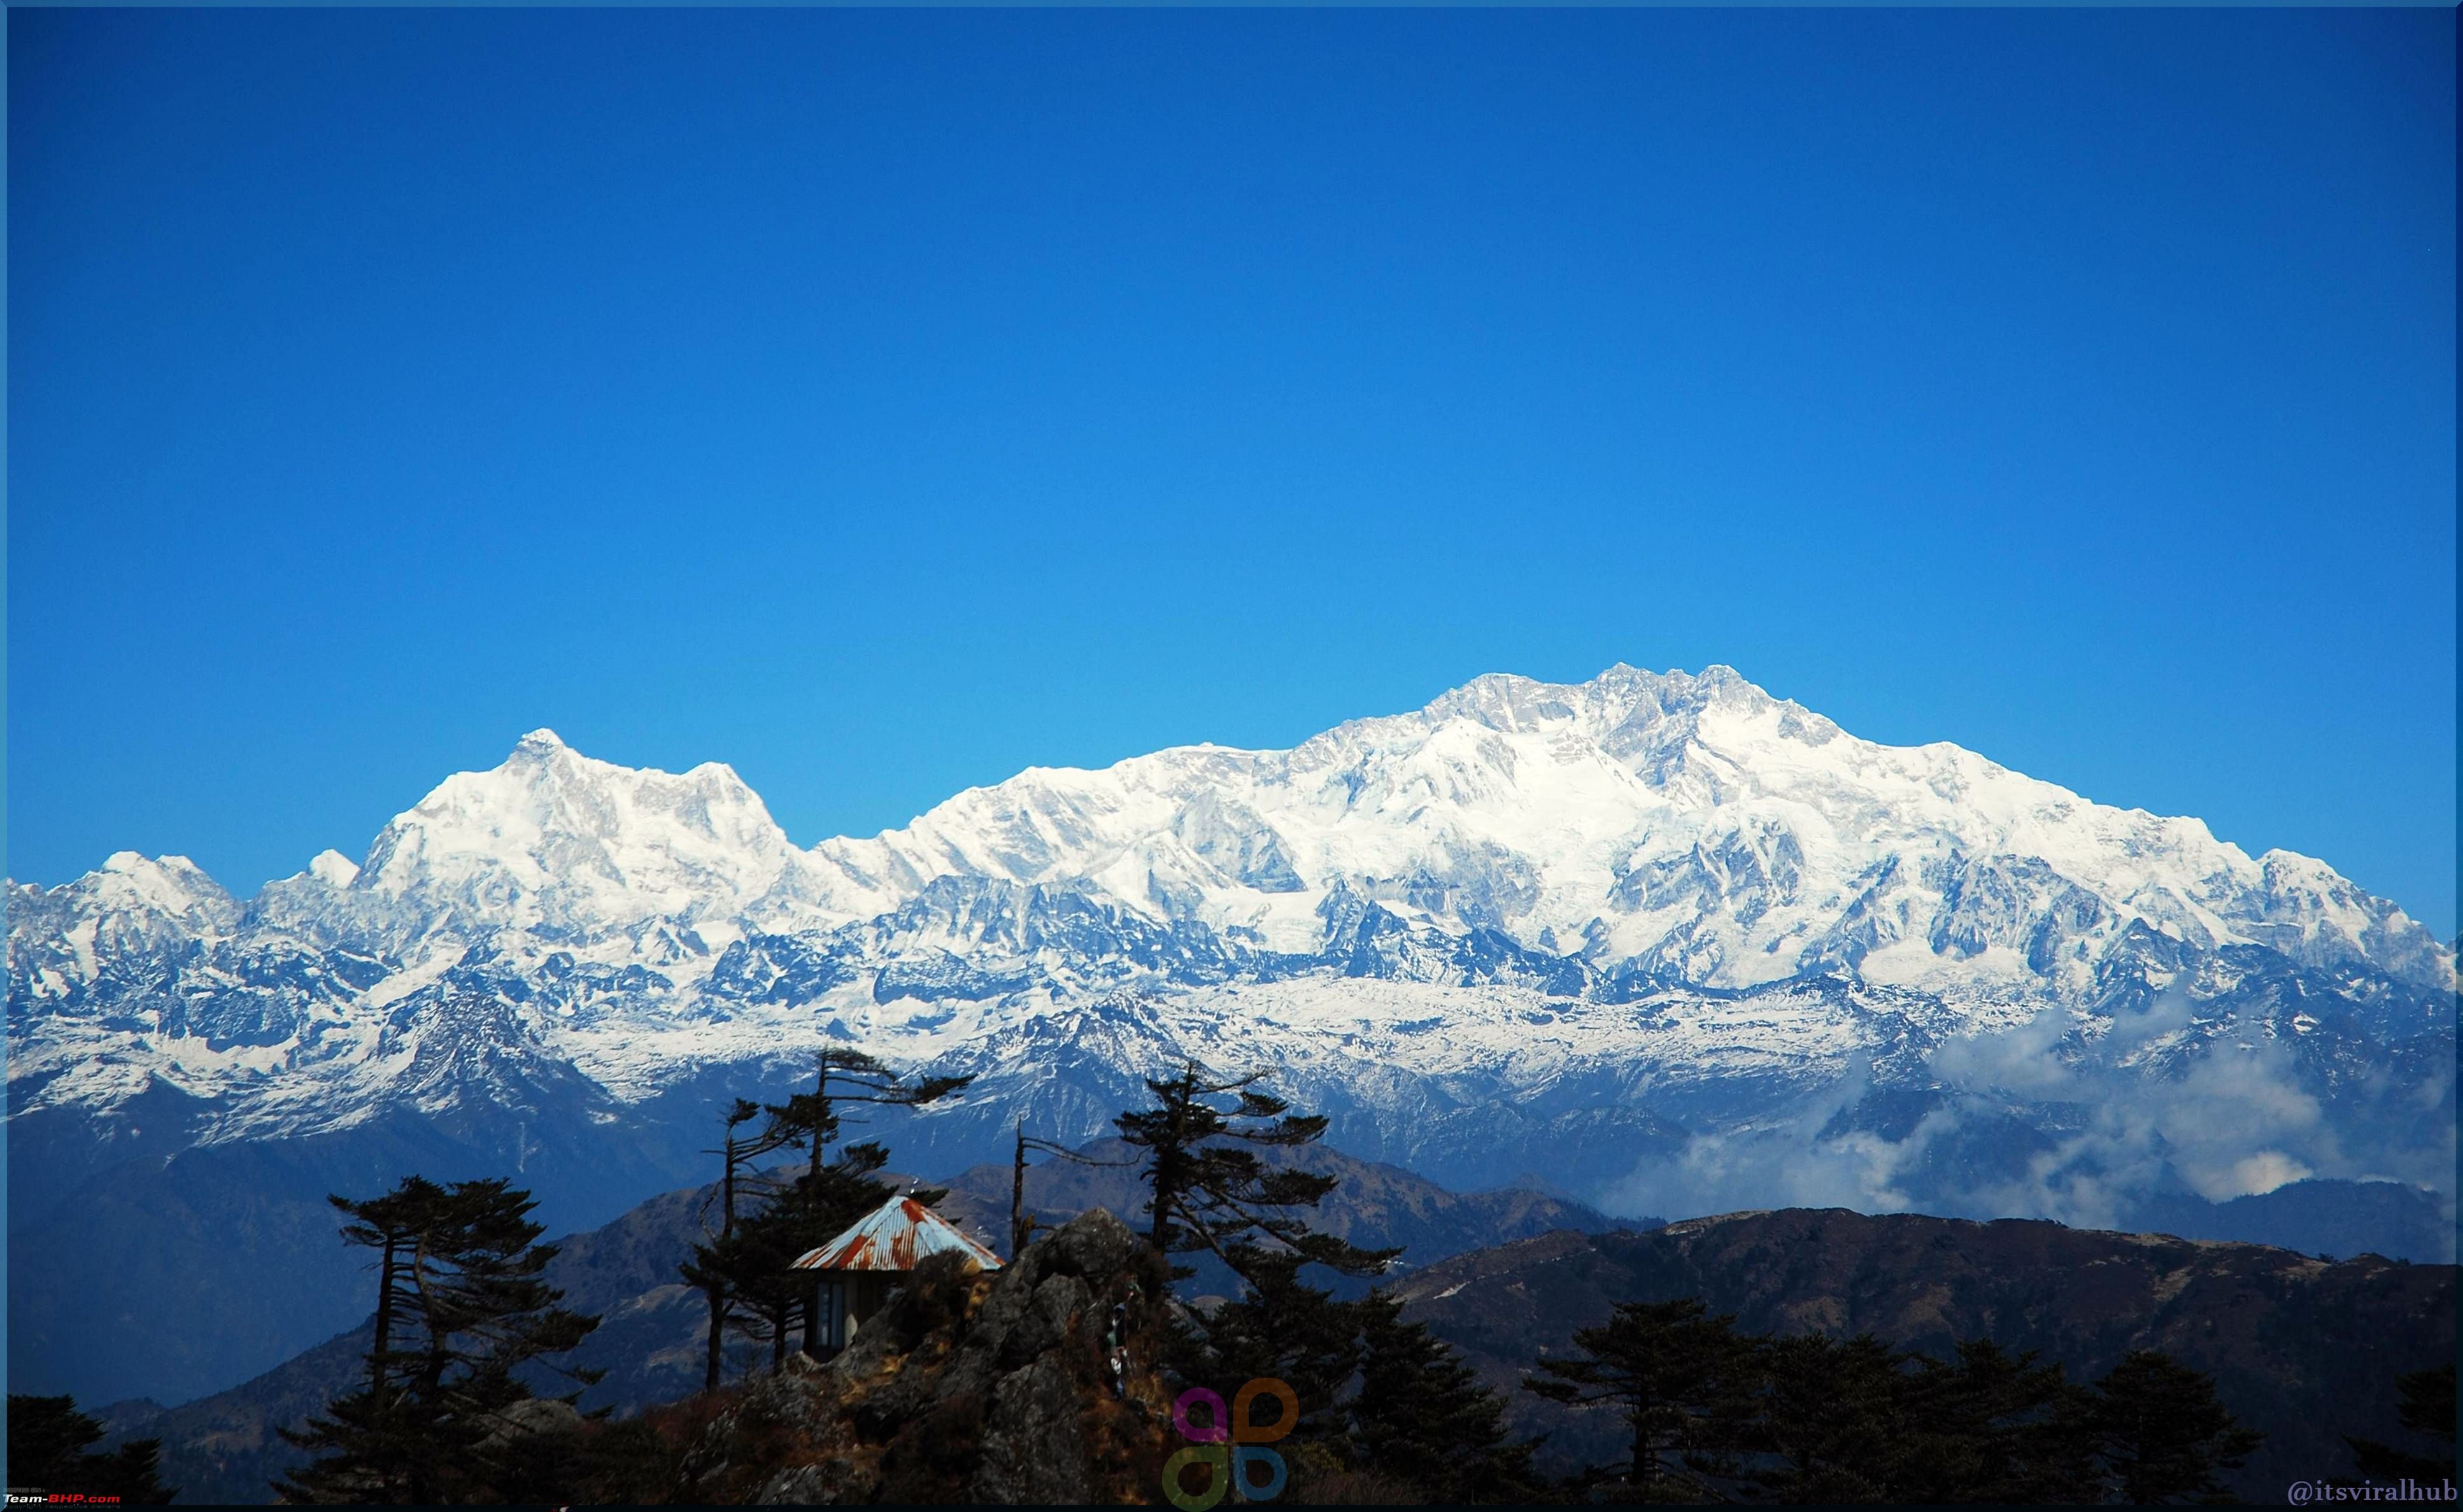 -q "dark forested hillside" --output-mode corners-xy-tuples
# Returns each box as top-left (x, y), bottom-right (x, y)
(1394, 1207), (2458, 1500)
